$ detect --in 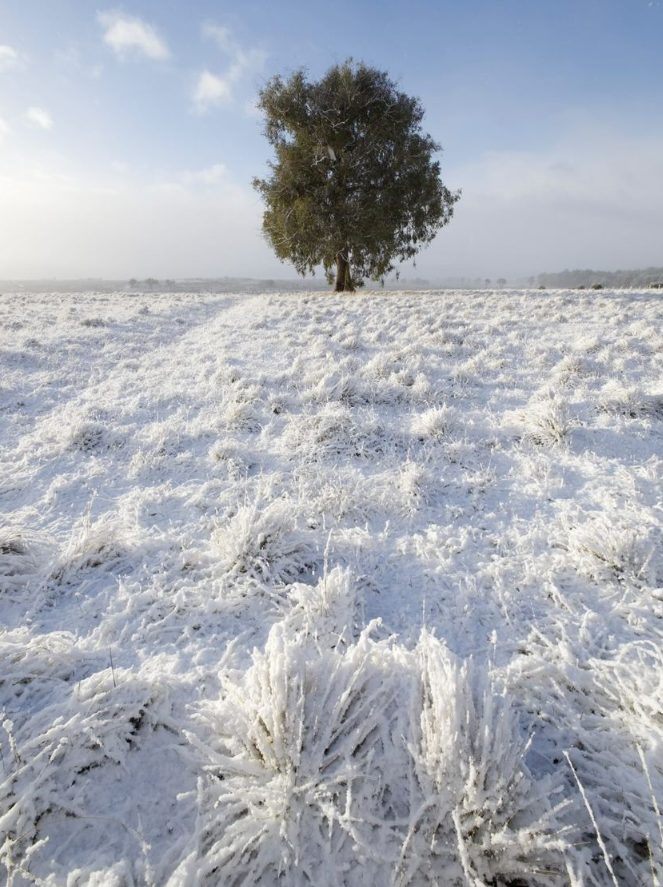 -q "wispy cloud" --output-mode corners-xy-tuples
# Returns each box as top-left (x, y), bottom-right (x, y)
(193, 71), (232, 112)
(98, 11), (170, 61)
(0, 44), (20, 71)
(180, 163), (228, 186)
(193, 24), (266, 113)
(25, 107), (53, 130)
